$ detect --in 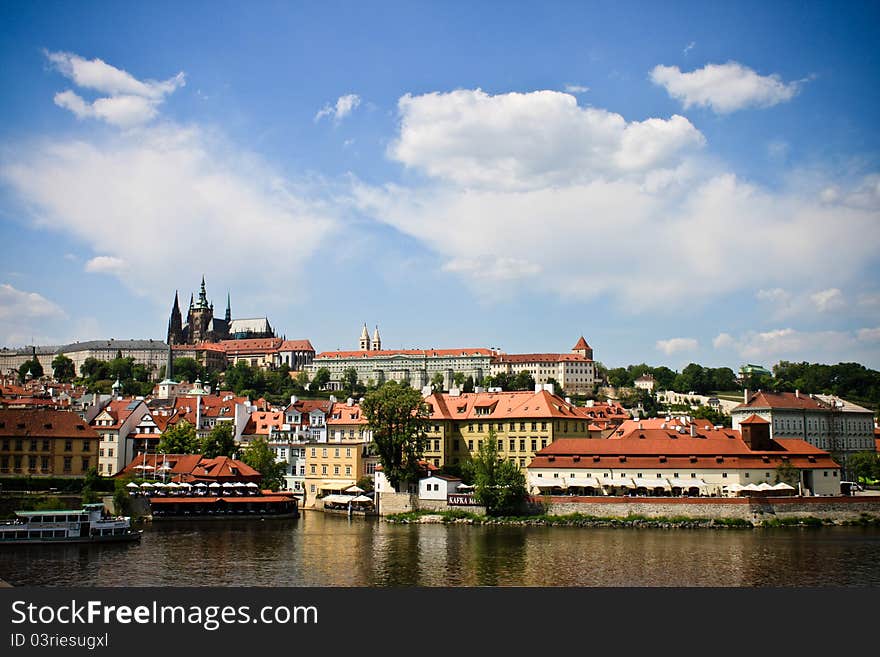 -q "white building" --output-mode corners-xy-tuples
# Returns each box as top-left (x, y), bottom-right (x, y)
(419, 473), (462, 500)
(489, 337), (597, 395)
(90, 398), (149, 476)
